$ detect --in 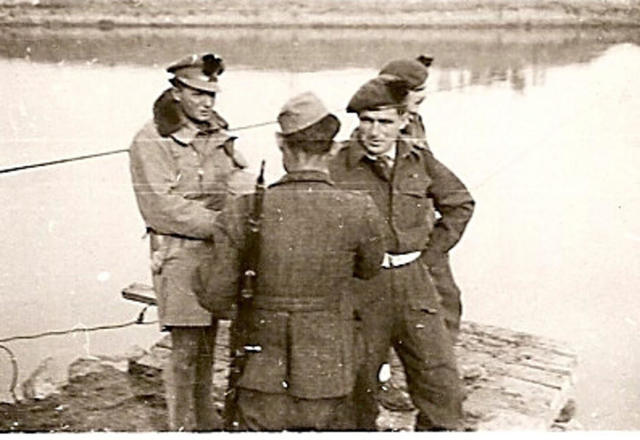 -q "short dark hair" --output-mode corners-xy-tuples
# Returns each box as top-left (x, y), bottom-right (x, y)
(283, 114), (340, 154)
